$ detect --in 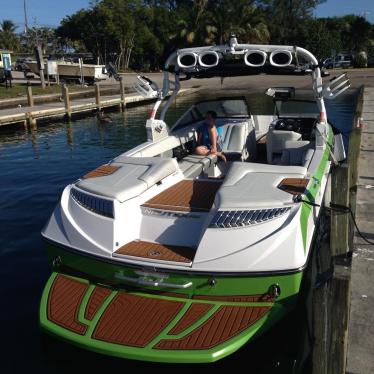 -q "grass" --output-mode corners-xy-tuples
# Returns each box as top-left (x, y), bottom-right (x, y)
(0, 84), (89, 100)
